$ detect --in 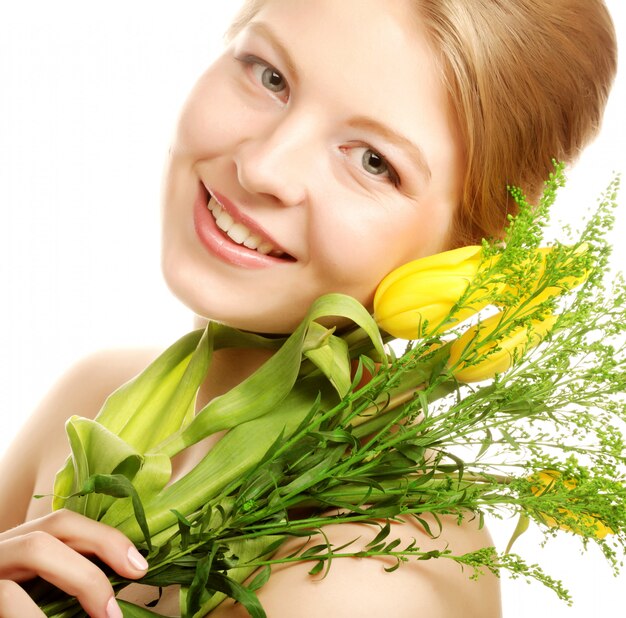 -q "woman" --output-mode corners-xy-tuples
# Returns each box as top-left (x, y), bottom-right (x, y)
(0, 1), (617, 616)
